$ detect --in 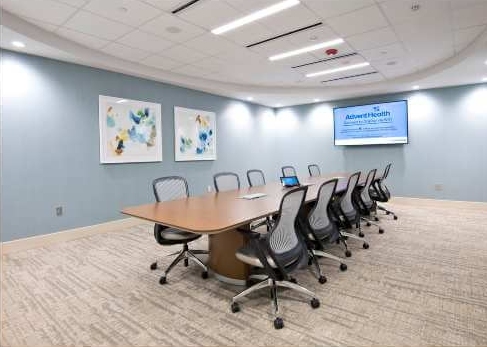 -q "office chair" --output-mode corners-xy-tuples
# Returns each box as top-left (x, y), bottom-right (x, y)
(308, 164), (321, 177)
(370, 163), (398, 220)
(230, 187), (320, 329)
(299, 179), (348, 283)
(151, 176), (208, 284)
(247, 169), (266, 187)
(331, 172), (369, 253)
(213, 172), (240, 192)
(354, 168), (384, 234)
(281, 165), (297, 177)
